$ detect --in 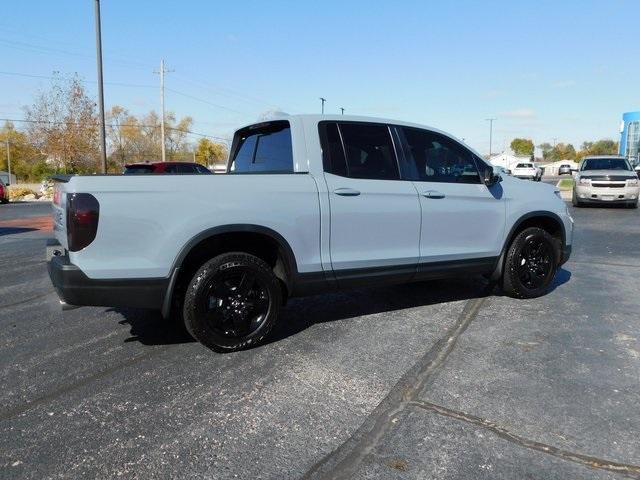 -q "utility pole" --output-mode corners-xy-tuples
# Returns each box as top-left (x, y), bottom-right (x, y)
(94, 0), (107, 173)
(155, 59), (173, 162)
(486, 118), (496, 157)
(5, 140), (11, 184)
(552, 137), (558, 147)
(319, 97), (326, 114)
(340, 107), (345, 115)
